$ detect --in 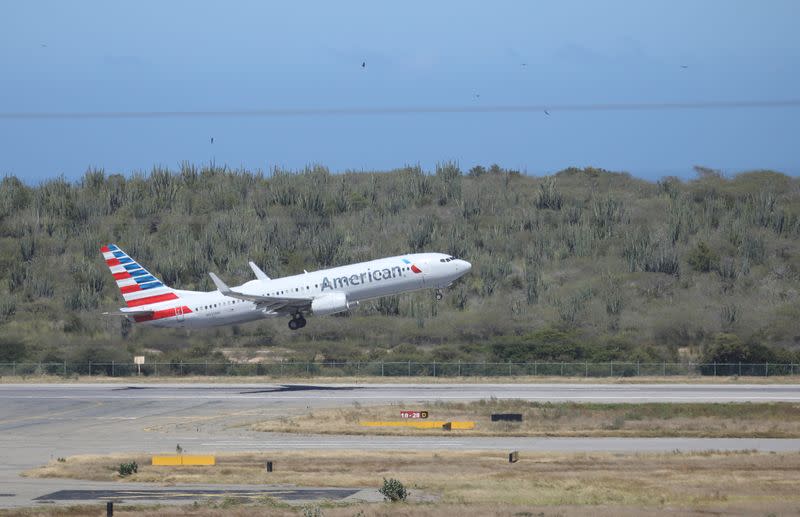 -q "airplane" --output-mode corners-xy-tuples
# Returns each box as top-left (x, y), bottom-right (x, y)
(100, 244), (471, 330)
